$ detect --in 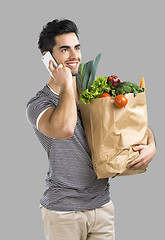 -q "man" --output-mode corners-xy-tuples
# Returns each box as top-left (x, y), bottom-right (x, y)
(26, 19), (156, 240)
